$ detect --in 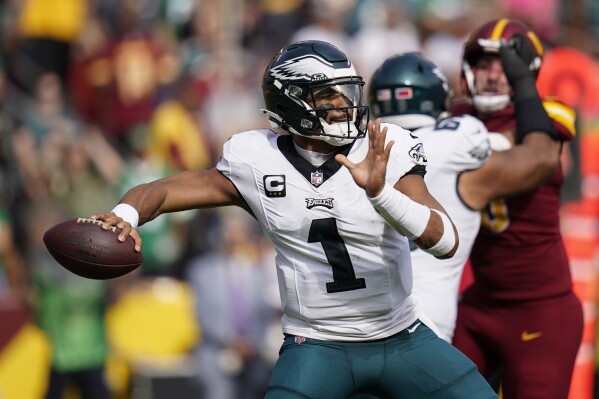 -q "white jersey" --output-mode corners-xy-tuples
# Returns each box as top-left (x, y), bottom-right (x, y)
(409, 115), (490, 341)
(217, 123), (425, 341)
